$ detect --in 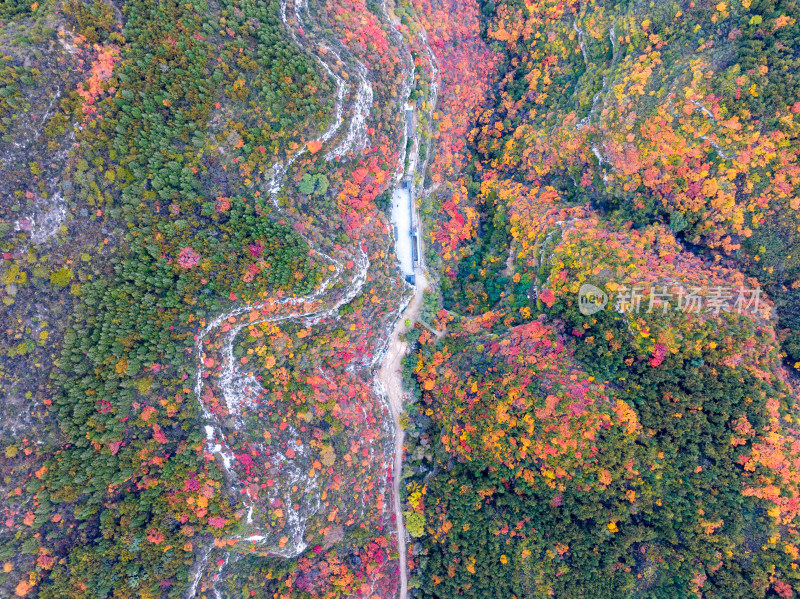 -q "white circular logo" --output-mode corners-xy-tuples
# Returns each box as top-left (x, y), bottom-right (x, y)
(579, 283), (608, 316)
